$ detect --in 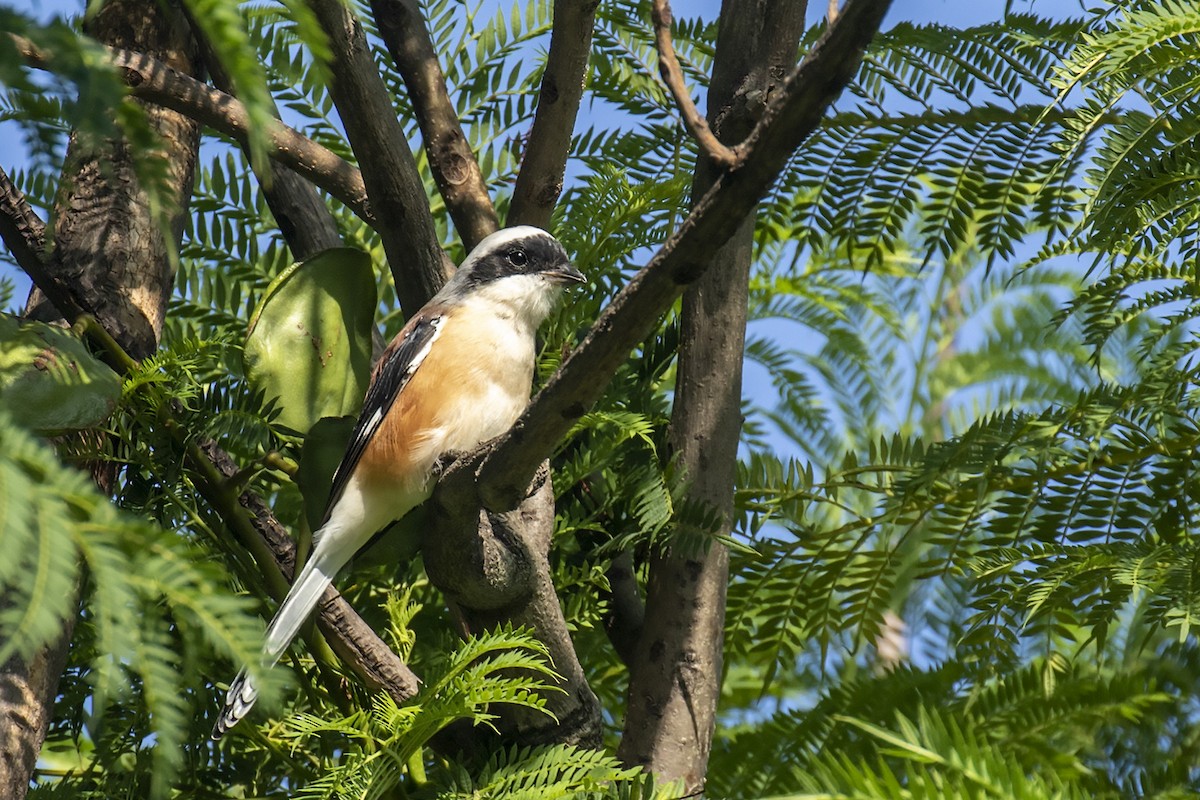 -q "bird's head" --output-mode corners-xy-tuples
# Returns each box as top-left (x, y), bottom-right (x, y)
(442, 226), (585, 325)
